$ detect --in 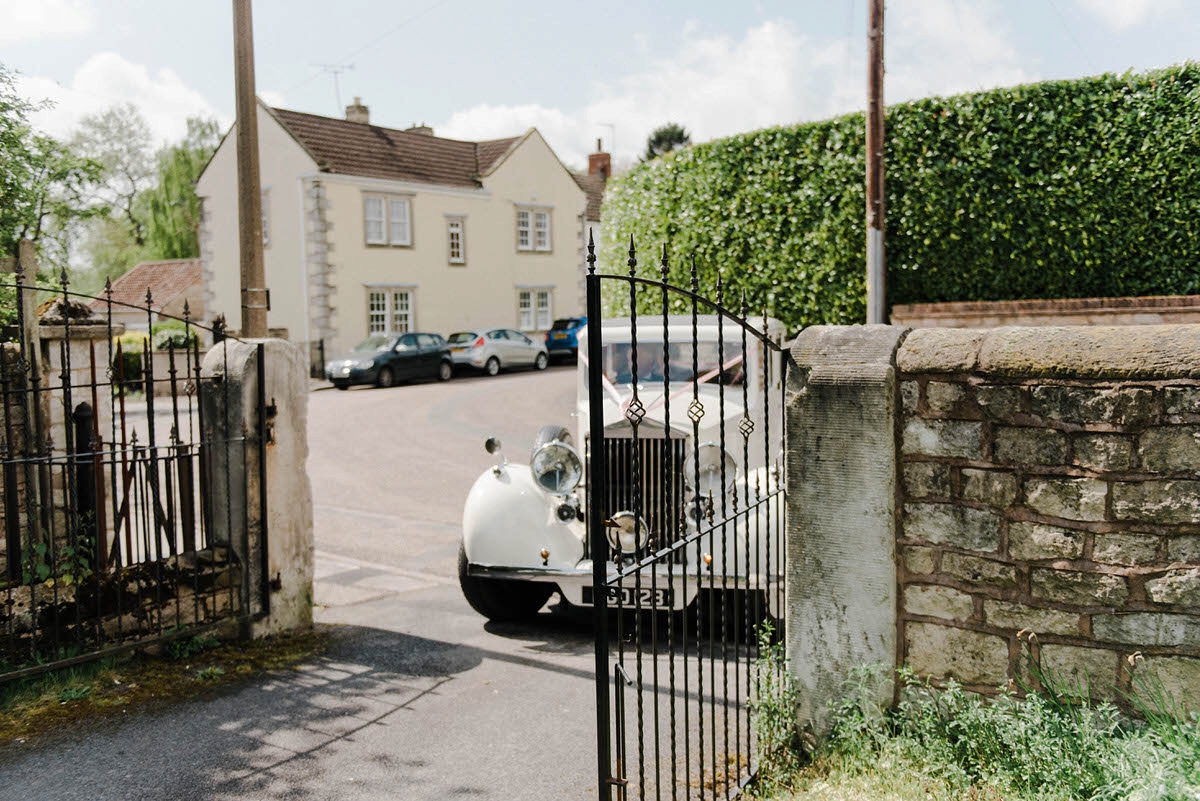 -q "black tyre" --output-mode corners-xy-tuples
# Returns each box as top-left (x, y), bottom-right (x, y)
(376, 367), (395, 388)
(333, 382), (350, 391)
(457, 545), (554, 622)
(485, 356), (501, 376)
(534, 352), (549, 371)
(438, 360), (453, 381)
